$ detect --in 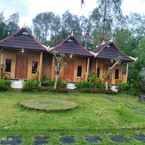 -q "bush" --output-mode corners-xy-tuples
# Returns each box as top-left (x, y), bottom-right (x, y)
(41, 77), (66, 89)
(57, 79), (66, 88)
(139, 68), (145, 93)
(41, 77), (54, 87)
(119, 83), (130, 92)
(76, 80), (104, 90)
(23, 80), (40, 91)
(76, 81), (94, 89)
(0, 79), (11, 91)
